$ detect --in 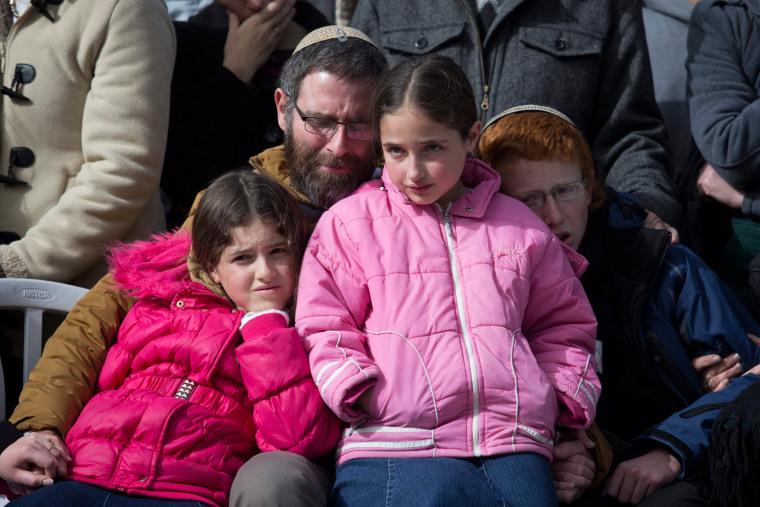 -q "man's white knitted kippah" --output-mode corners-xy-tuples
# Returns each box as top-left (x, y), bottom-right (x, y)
(293, 25), (377, 54)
